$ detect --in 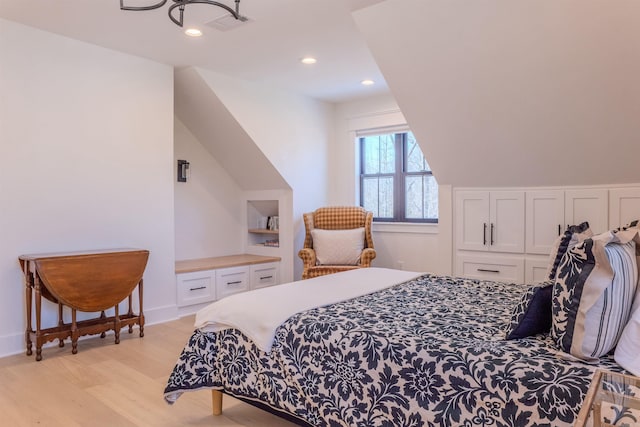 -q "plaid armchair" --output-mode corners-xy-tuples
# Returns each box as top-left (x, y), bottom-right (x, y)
(298, 206), (376, 279)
